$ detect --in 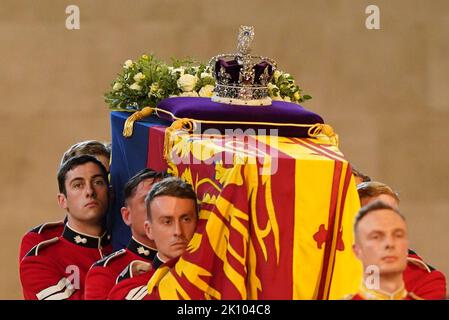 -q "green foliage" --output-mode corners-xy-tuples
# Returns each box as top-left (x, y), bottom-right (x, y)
(105, 54), (312, 110)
